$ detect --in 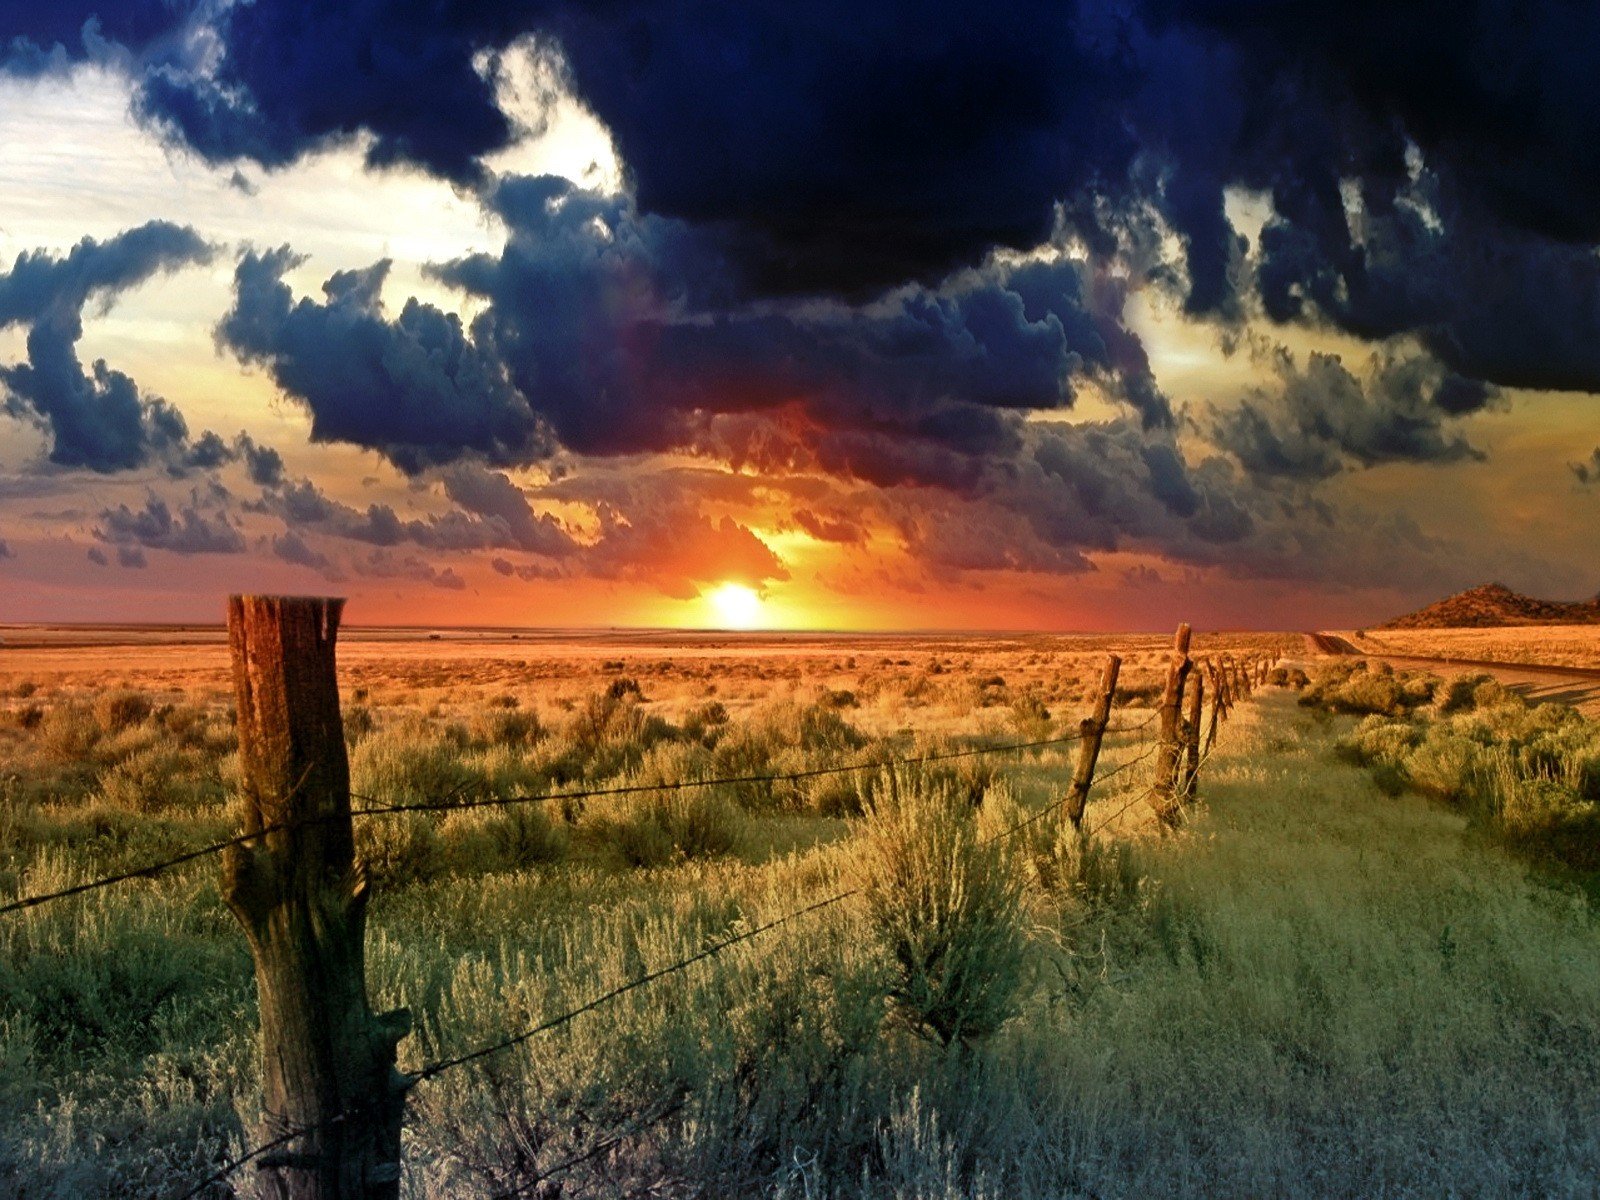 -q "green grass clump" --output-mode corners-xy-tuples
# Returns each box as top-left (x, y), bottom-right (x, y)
(1330, 670), (1600, 875)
